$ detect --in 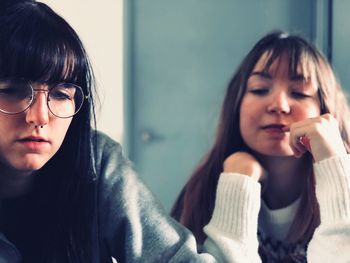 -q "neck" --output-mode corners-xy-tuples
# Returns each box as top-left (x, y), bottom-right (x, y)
(256, 153), (312, 209)
(0, 161), (35, 199)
